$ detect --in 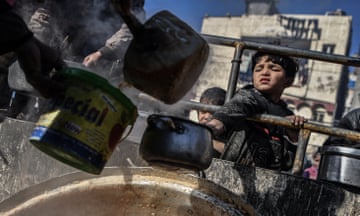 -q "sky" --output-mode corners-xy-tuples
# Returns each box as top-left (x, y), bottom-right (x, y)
(144, 0), (360, 56)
